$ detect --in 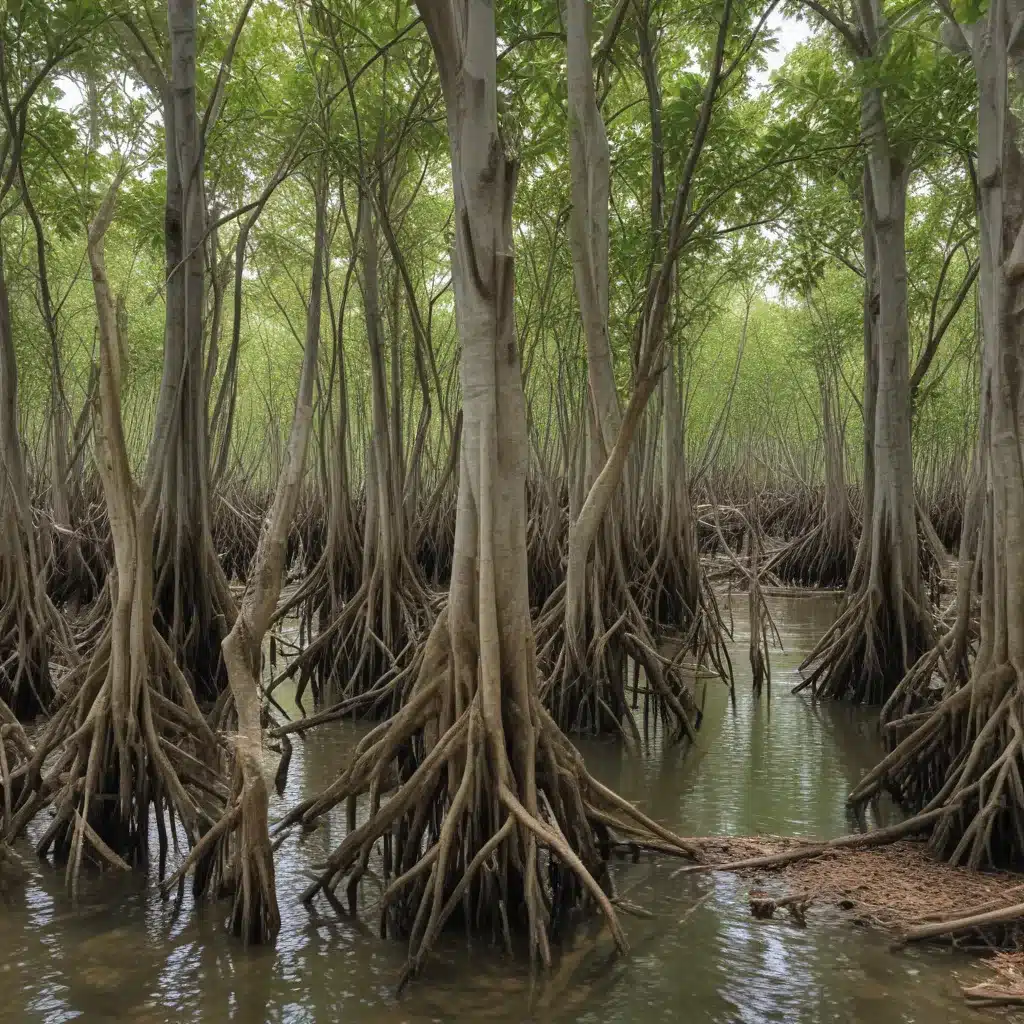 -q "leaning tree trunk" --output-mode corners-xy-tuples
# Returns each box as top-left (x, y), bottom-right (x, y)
(849, 3), (1024, 867)
(170, 168), (329, 947)
(798, 25), (932, 703)
(280, 0), (697, 984)
(2, 173), (222, 897)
